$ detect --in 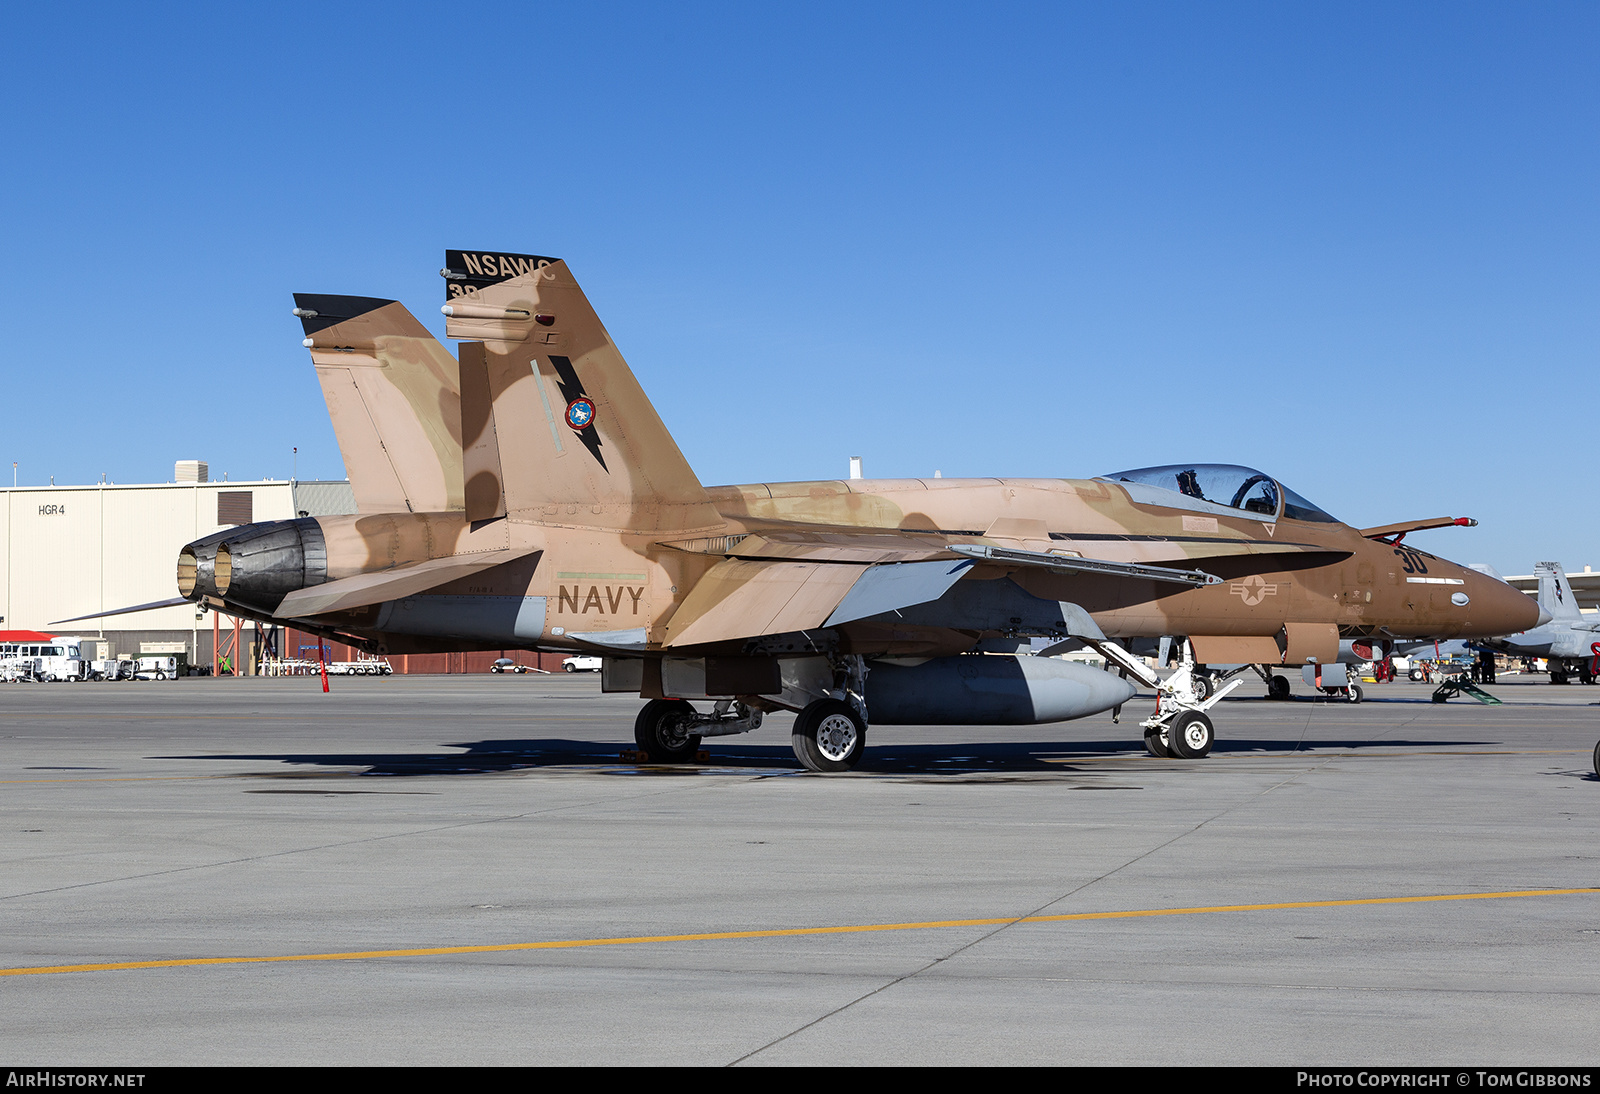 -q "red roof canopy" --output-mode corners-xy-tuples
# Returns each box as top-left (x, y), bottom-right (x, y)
(0, 630), (57, 642)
